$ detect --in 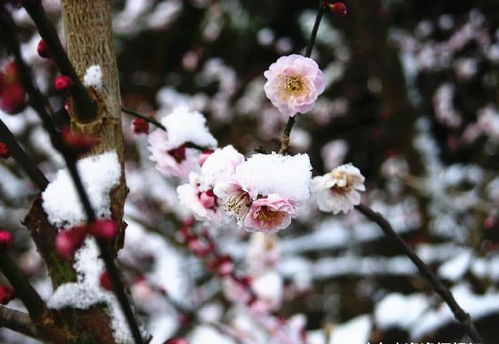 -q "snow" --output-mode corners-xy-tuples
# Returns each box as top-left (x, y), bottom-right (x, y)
(83, 65), (103, 90)
(41, 151), (121, 229)
(48, 238), (135, 344)
(159, 105), (218, 150)
(375, 293), (428, 330)
(235, 152), (312, 203)
(329, 315), (372, 344)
